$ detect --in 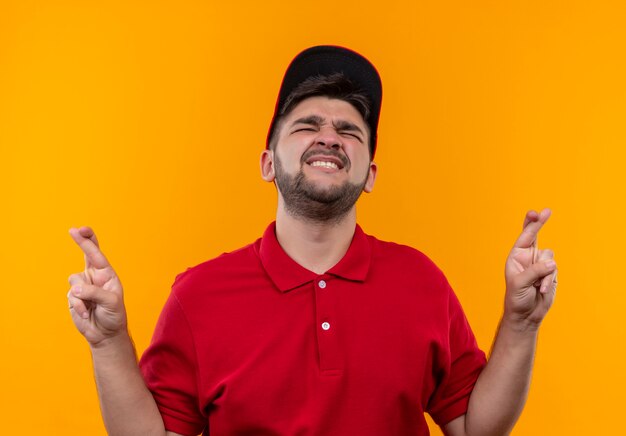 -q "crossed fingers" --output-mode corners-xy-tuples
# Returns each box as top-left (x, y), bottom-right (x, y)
(517, 208), (557, 295)
(69, 226), (111, 270)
